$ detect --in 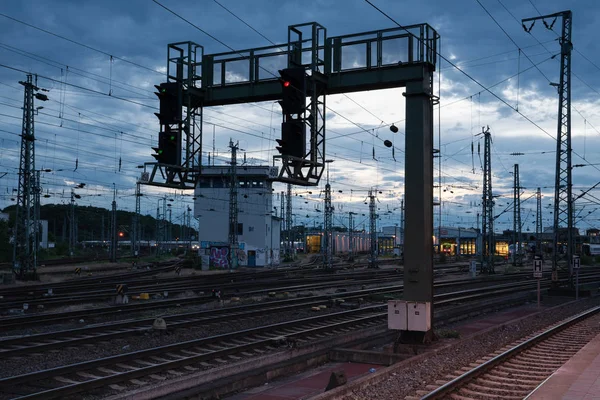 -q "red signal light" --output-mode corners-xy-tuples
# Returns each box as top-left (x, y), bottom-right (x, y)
(283, 81), (290, 87)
